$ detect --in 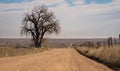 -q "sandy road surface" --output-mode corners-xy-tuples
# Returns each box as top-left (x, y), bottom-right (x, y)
(0, 48), (112, 71)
